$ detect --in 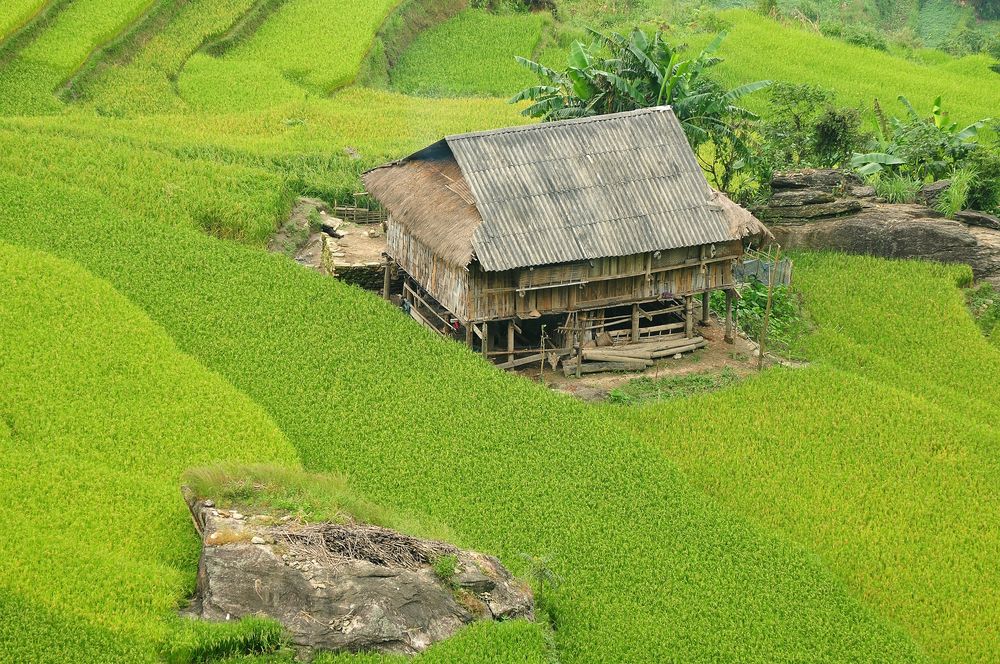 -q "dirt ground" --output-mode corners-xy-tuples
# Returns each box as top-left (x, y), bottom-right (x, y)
(269, 197), (387, 270)
(518, 318), (767, 401)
